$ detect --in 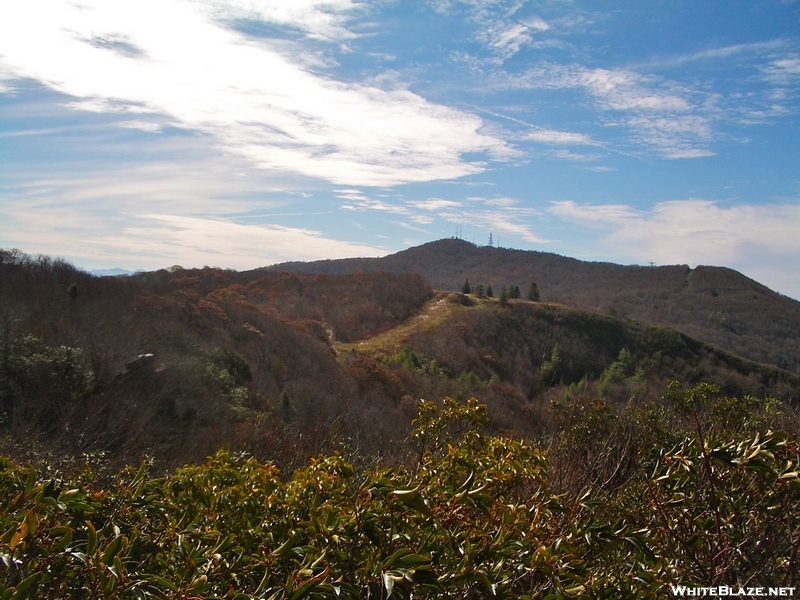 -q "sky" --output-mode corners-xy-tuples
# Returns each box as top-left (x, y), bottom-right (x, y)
(1, 1), (800, 299)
